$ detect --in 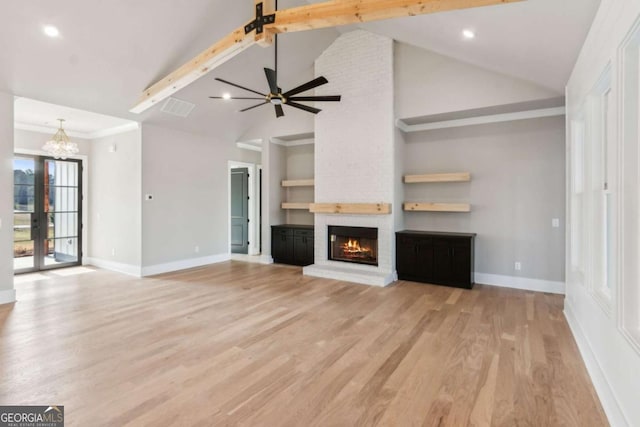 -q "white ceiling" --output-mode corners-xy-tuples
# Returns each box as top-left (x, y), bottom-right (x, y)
(0, 0), (600, 141)
(14, 97), (136, 138)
